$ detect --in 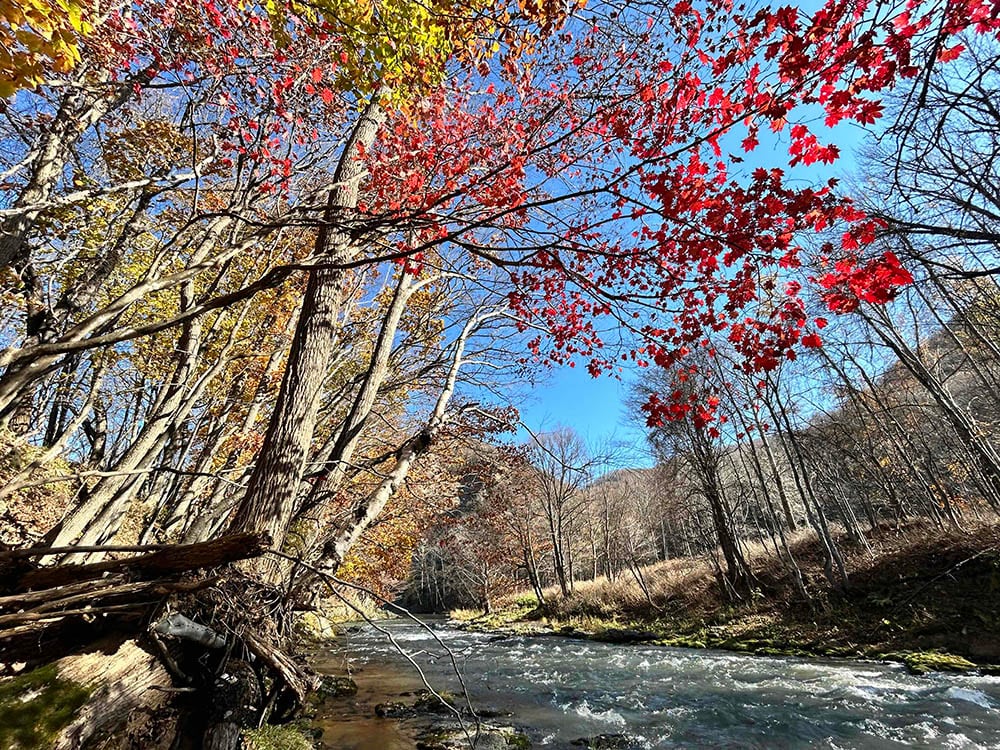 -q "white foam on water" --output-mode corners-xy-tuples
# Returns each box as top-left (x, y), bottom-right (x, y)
(945, 686), (994, 709)
(840, 683), (918, 705)
(912, 718), (980, 748)
(652, 705), (689, 719)
(934, 733), (980, 750)
(523, 670), (558, 686)
(908, 720), (941, 741)
(859, 717), (893, 738)
(562, 698), (627, 727)
(861, 717), (979, 748)
(383, 631), (431, 642)
(608, 653), (628, 667)
(349, 623), (1000, 749)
